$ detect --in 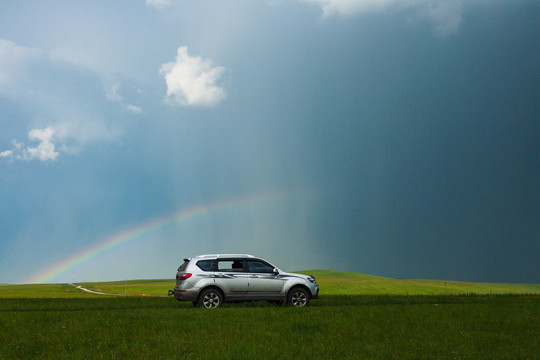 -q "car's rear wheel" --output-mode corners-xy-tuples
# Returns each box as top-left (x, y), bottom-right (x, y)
(287, 287), (310, 307)
(198, 288), (223, 308)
